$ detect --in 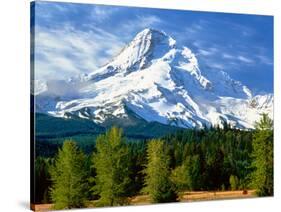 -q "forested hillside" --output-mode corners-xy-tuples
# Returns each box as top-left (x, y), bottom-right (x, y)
(34, 114), (273, 209)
